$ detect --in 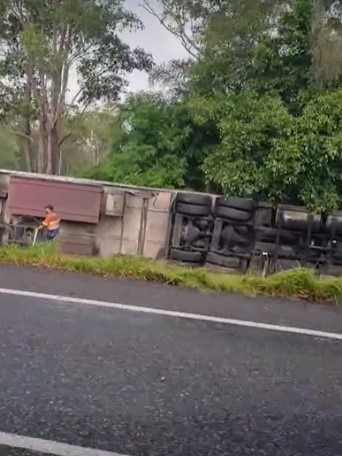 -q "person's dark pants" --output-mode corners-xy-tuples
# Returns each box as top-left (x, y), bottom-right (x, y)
(44, 229), (59, 241)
